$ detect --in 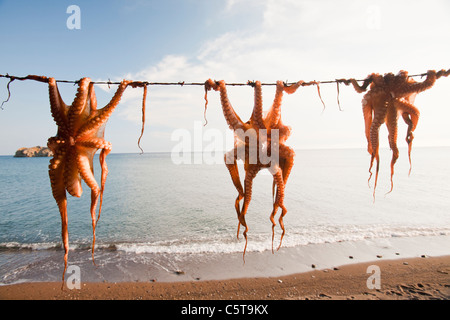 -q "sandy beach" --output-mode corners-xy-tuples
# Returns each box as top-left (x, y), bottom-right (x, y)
(1, 235), (449, 303)
(1, 255), (449, 301)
